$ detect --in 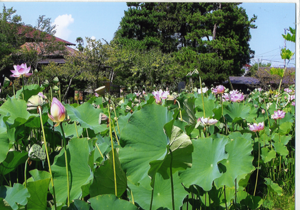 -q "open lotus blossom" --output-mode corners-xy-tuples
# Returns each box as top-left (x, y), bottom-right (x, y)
(152, 89), (169, 103)
(10, 63), (32, 78)
(230, 92), (245, 102)
(249, 122), (264, 132)
(292, 101), (295, 106)
(198, 117), (218, 126)
(212, 85), (225, 94)
(256, 88), (263, 92)
(271, 110), (286, 120)
(48, 97), (66, 127)
(289, 95), (295, 101)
